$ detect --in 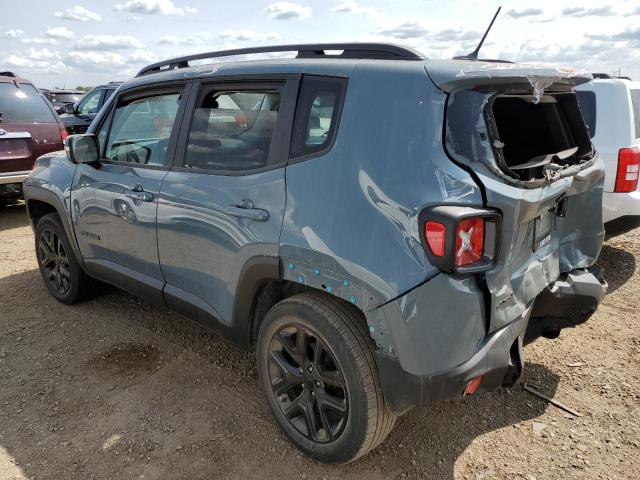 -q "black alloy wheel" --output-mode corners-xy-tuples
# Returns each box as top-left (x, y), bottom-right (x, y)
(38, 226), (71, 295)
(267, 323), (348, 443)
